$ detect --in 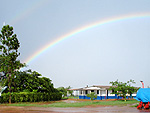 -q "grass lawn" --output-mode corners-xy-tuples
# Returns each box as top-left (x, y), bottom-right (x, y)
(2, 99), (139, 108)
